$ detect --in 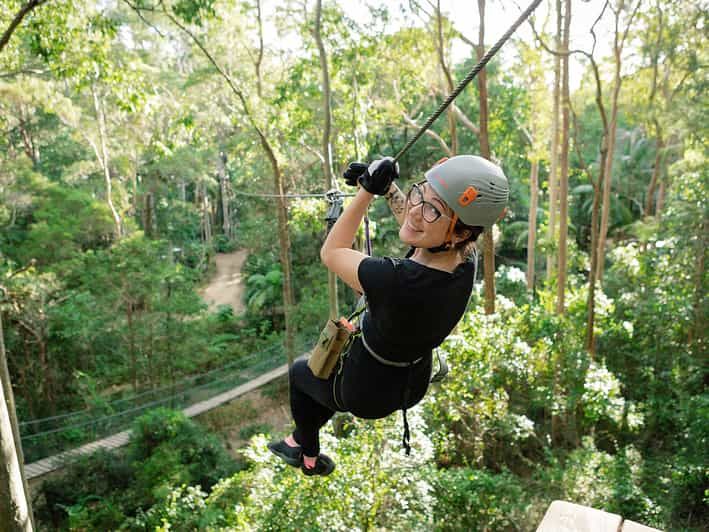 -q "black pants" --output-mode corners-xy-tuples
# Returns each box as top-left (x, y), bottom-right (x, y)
(289, 338), (432, 457)
(289, 358), (342, 457)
